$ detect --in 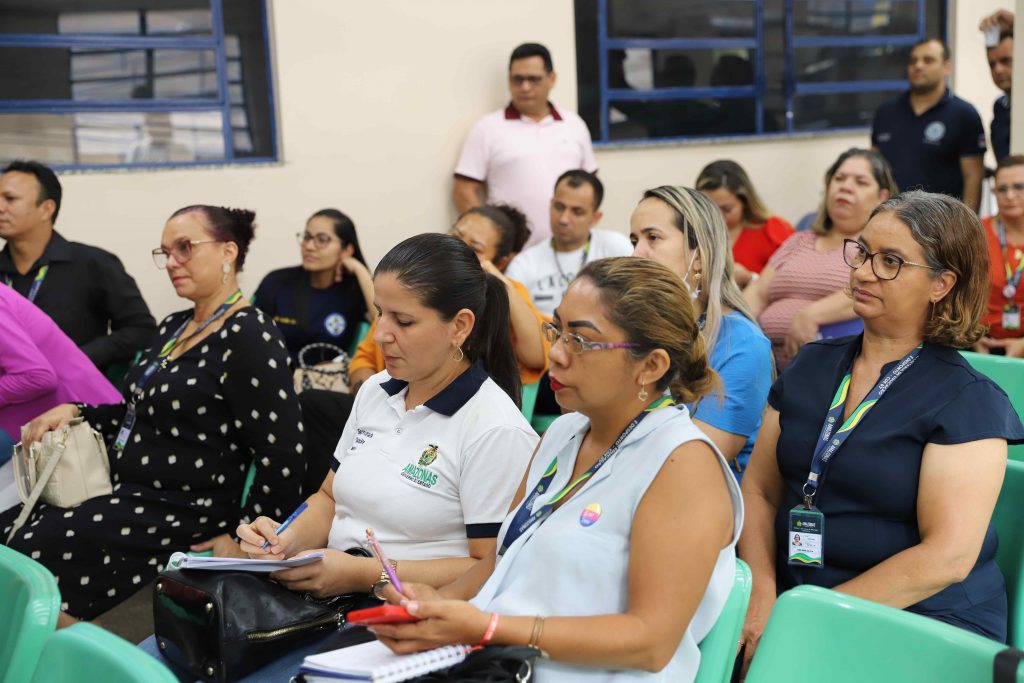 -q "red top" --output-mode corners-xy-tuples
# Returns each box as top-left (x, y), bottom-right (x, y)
(732, 216), (795, 274)
(982, 215), (1024, 338)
